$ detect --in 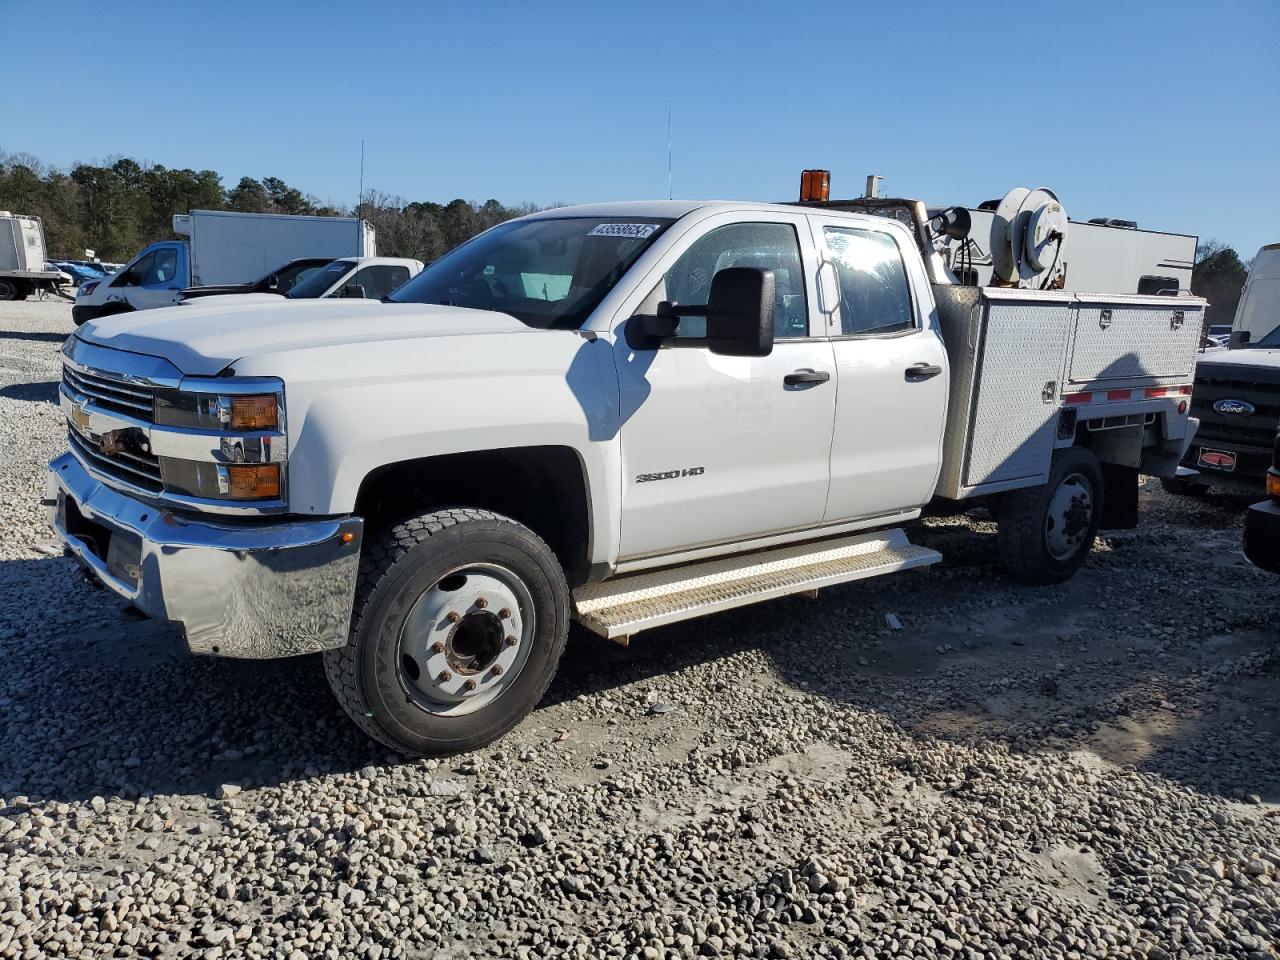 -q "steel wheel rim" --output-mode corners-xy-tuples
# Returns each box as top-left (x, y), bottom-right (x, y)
(396, 563), (535, 717)
(1045, 470), (1094, 560)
